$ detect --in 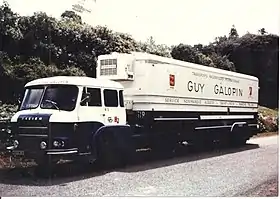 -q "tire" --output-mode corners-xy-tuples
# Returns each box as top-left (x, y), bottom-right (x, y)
(188, 137), (215, 150)
(97, 133), (124, 169)
(229, 136), (248, 147)
(34, 159), (56, 178)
